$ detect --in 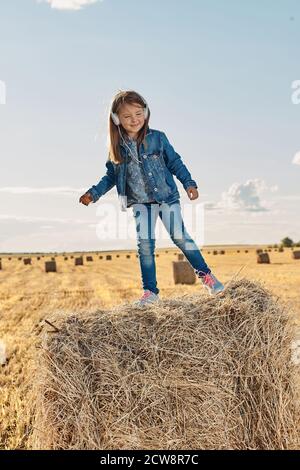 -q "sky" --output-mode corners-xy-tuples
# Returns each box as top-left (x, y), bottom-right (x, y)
(0, 0), (300, 252)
